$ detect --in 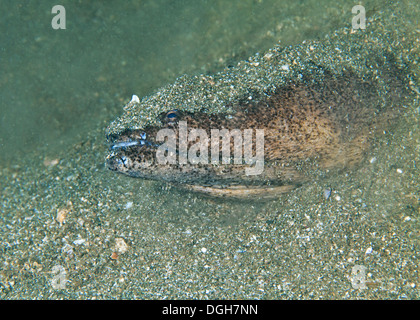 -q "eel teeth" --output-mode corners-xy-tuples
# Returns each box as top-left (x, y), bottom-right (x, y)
(110, 140), (143, 150)
(109, 132), (157, 150)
